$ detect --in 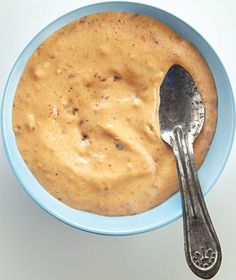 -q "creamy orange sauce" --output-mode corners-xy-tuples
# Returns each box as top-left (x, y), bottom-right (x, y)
(13, 12), (217, 216)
